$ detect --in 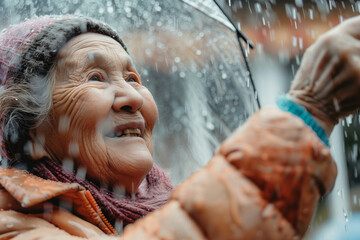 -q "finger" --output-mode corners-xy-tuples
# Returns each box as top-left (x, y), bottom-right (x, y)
(291, 45), (330, 91)
(337, 15), (360, 39)
(311, 54), (340, 96)
(314, 59), (349, 100)
(334, 95), (360, 118)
